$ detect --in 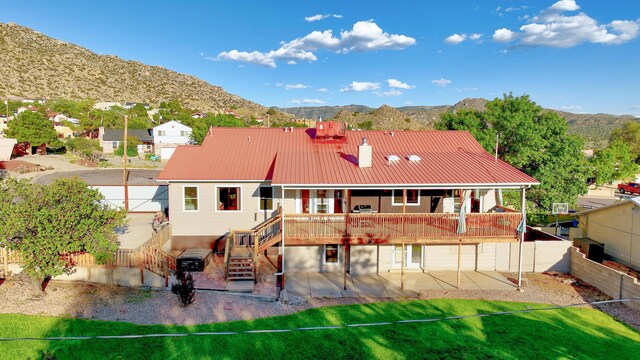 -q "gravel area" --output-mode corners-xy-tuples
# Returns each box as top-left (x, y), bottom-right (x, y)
(1, 272), (639, 330)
